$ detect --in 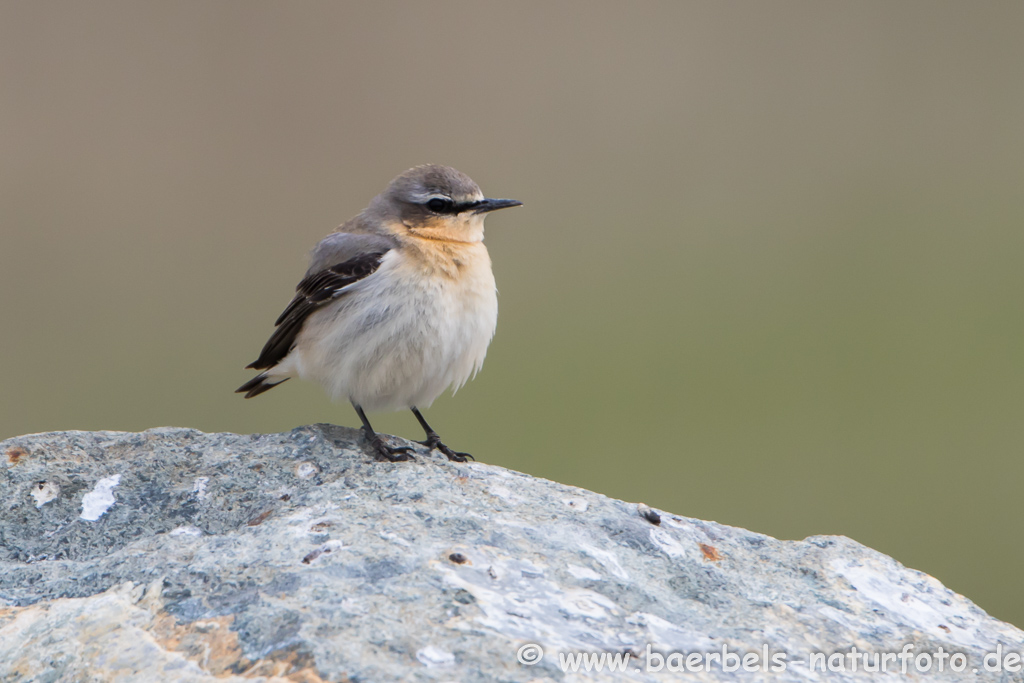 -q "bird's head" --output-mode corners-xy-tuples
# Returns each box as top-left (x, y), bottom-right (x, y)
(367, 165), (521, 243)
